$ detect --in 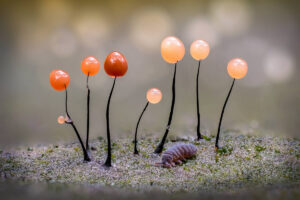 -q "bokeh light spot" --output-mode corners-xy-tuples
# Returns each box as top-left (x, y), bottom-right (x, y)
(264, 50), (295, 83)
(210, 0), (252, 36)
(130, 7), (173, 51)
(184, 17), (220, 48)
(74, 10), (110, 49)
